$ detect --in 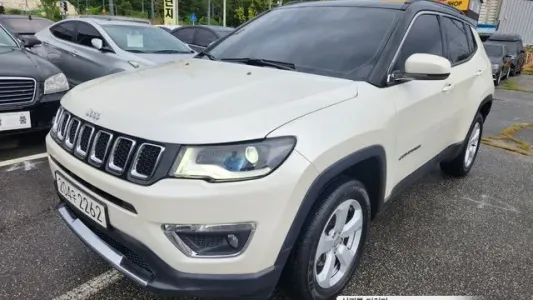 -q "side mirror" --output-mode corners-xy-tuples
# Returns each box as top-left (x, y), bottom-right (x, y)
(519, 50), (525, 54)
(91, 38), (103, 50)
(393, 53), (451, 82)
(20, 35), (41, 48)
